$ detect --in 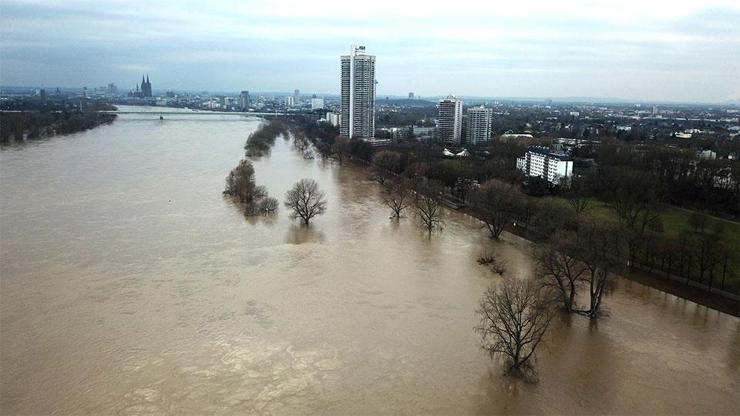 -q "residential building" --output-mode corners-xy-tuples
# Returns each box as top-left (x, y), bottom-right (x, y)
(466, 106), (492, 145)
(285, 96), (295, 107)
(341, 45), (376, 138)
(325, 112), (341, 127)
(311, 97), (325, 110)
(438, 95), (463, 144)
(240, 90), (251, 110)
(516, 147), (573, 185)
